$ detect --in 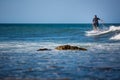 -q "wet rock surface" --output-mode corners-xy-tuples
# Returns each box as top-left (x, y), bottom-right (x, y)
(55, 45), (87, 51)
(37, 48), (51, 51)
